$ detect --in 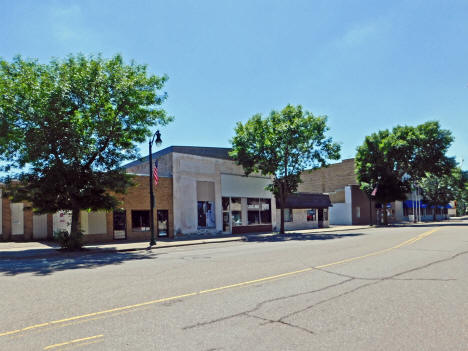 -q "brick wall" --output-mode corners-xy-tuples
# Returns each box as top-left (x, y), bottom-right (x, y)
(298, 159), (358, 193)
(83, 175), (174, 243)
(1, 197), (11, 241)
(1, 175), (173, 243)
